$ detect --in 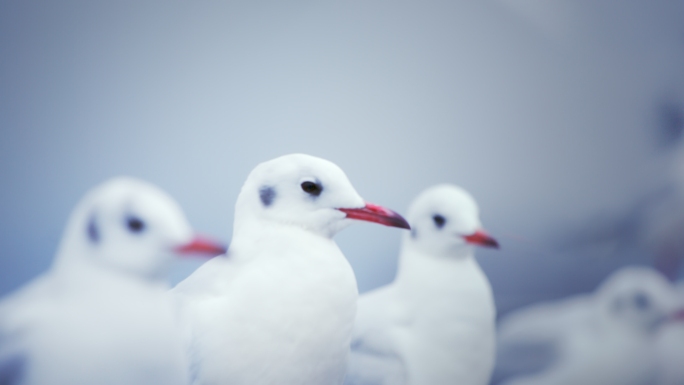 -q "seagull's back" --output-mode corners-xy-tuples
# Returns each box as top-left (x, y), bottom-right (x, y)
(347, 284), (408, 385)
(501, 323), (657, 385)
